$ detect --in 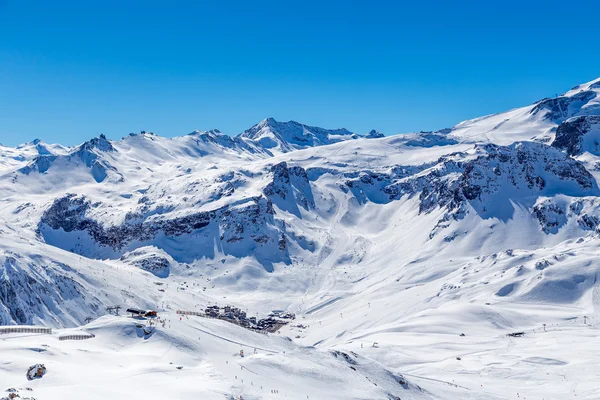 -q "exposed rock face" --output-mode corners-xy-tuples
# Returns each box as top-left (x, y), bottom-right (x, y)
(530, 91), (597, 122)
(344, 142), (596, 236)
(264, 162), (292, 199)
(40, 193), (211, 249)
(263, 162), (315, 213)
(26, 364), (46, 380)
(120, 246), (172, 278)
(187, 129), (265, 155)
(36, 161), (315, 266)
(552, 115), (600, 156)
(533, 200), (567, 234)
(404, 133), (458, 147)
(366, 130), (384, 139)
(82, 134), (115, 152)
(2, 387), (37, 400)
(577, 213), (600, 230)
(38, 193), (288, 264)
